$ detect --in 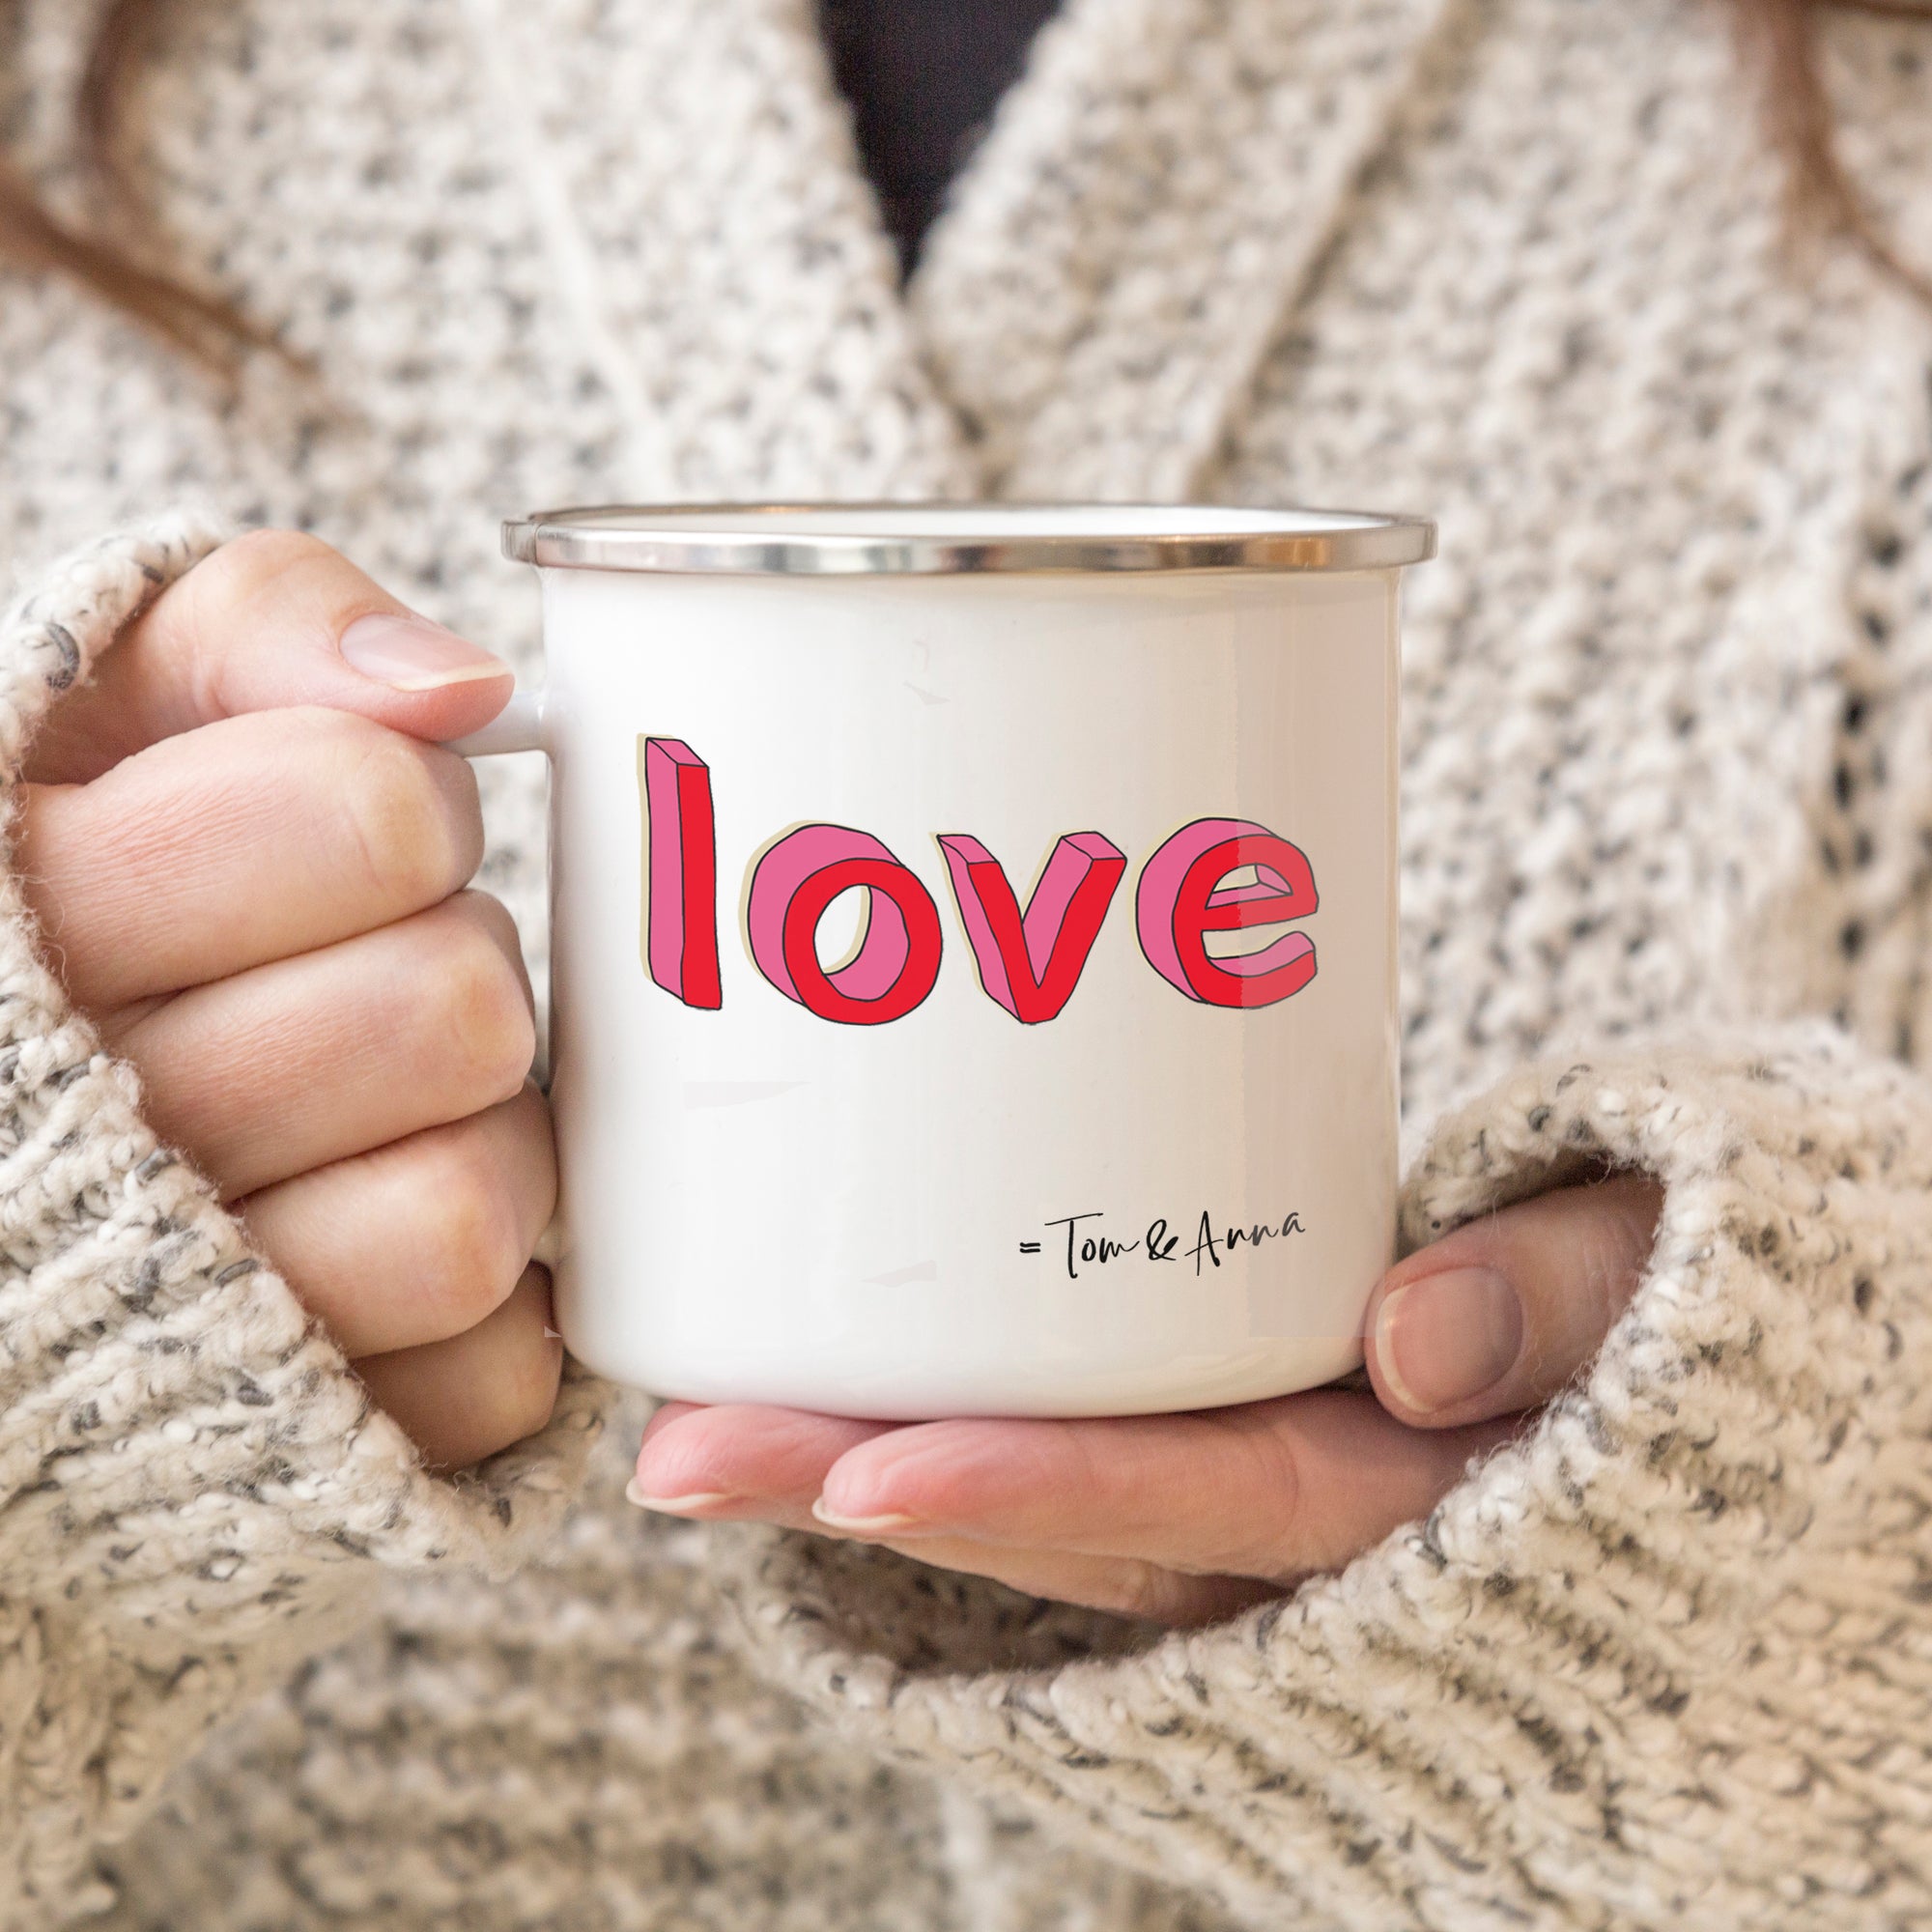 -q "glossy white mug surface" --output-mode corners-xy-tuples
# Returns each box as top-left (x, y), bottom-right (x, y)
(462, 504), (1429, 1419)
